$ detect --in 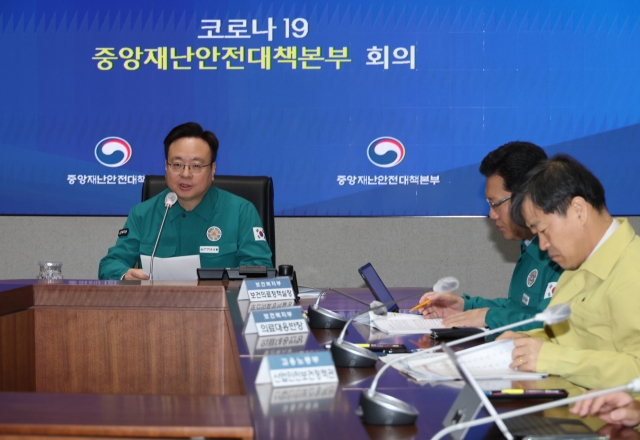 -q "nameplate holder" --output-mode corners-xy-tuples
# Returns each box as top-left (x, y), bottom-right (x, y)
(237, 299), (296, 322)
(243, 306), (309, 337)
(255, 351), (339, 387)
(255, 382), (338, 416)
(244, 332), (309, 357)
(237, 277), (296, 302)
